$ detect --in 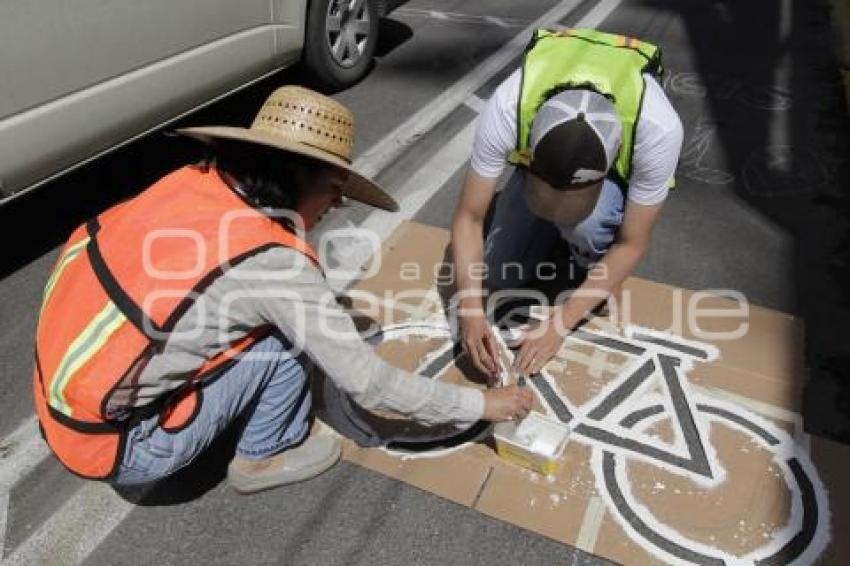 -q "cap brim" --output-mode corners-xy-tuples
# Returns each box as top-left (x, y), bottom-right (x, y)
(177, 126), (399, 212)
